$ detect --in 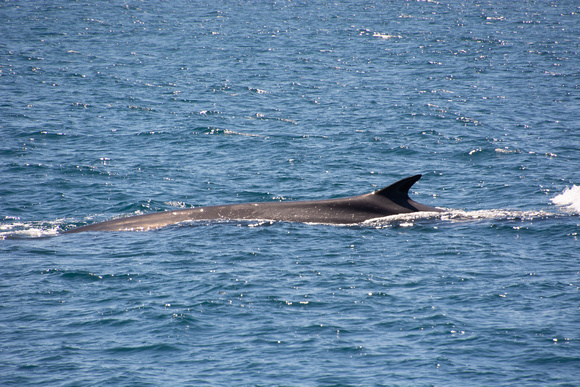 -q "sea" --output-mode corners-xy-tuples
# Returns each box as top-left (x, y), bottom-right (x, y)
(1, 0), (579, 385)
